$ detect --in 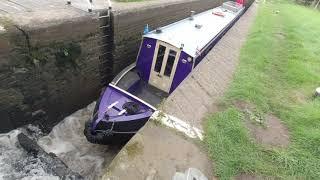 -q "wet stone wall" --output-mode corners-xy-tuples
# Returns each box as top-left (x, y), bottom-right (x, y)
(0, 16), (102, 133)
